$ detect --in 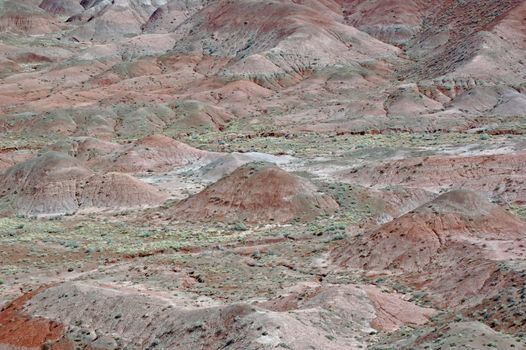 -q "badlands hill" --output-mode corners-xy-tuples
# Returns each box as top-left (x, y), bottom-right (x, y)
(0, 152), (168, 216)
(336, 190), (526, 273)
(0, 281), (437, 349)
(334, 189), (526, 332)
(0, 1), (525, 349)
(173, 162), (339, 224)
(0, 0), (524, 134)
